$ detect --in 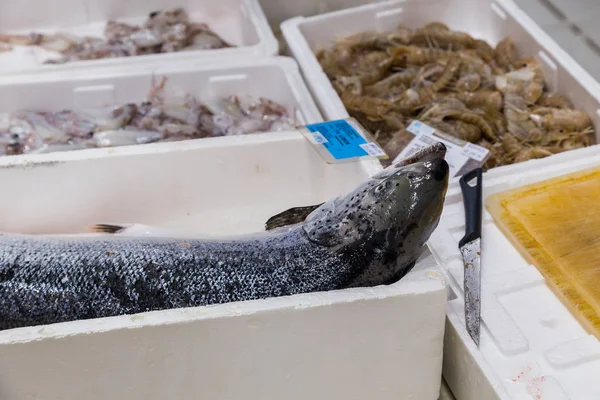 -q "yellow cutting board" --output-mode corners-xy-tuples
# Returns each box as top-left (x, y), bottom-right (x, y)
(486, 166), (600, 339)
